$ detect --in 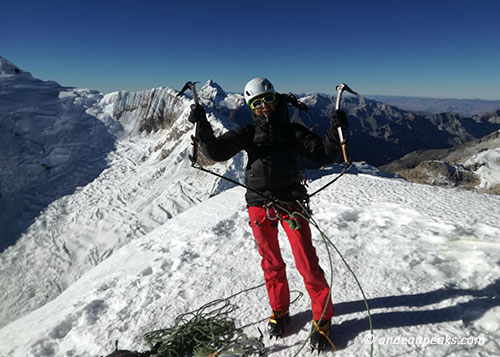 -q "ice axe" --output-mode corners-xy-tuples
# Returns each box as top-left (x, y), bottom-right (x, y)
(334, 83), (357, 164)
(177, 81), (200, 165)
(177, 81), (200, 105)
